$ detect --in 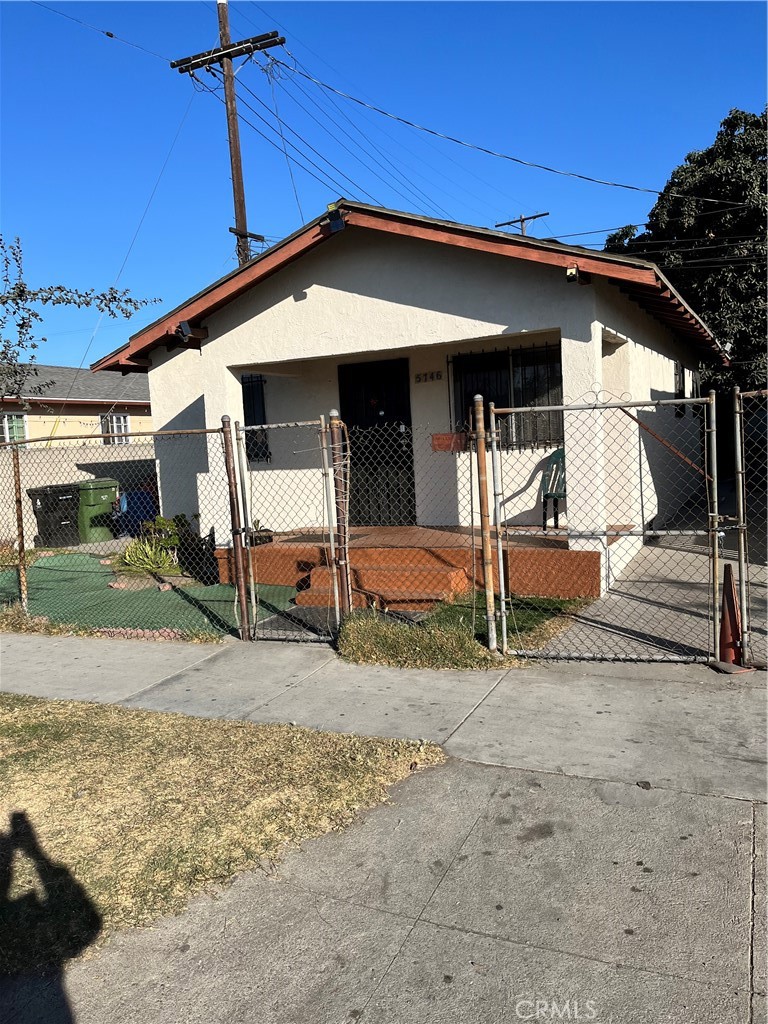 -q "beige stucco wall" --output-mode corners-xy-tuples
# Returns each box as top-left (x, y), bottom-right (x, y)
(146, 230), (597, 433)
(138, 228), (709, 564)
(1, 404), (153, 444)
(0, 403), (155, 546)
